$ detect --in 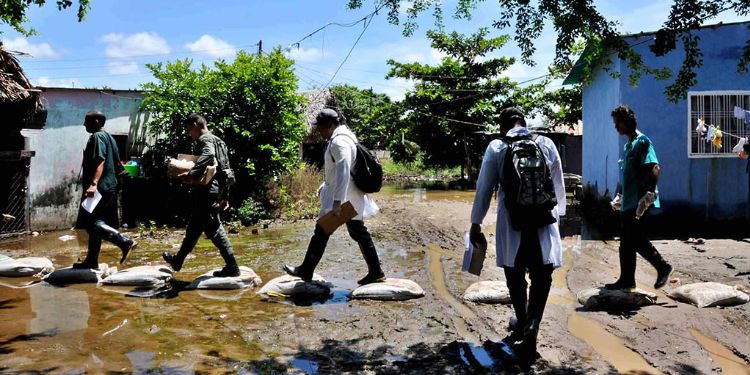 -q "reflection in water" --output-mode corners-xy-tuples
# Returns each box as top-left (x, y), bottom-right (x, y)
(29, 284), (90, 334)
